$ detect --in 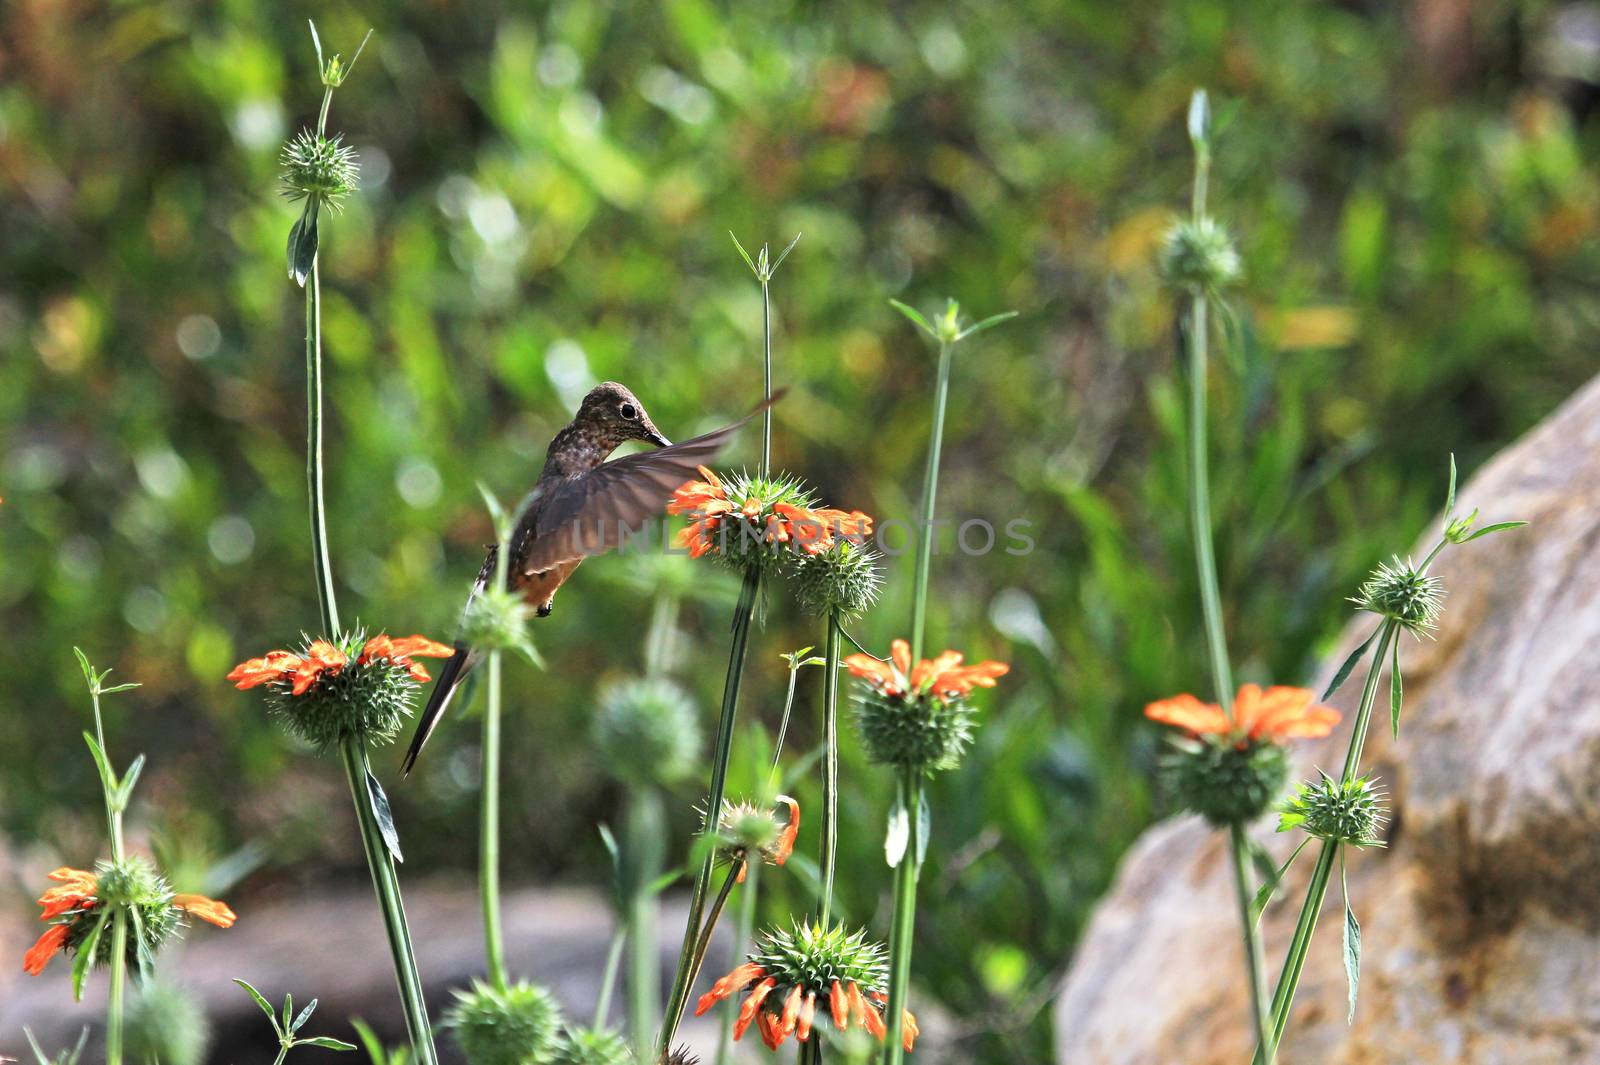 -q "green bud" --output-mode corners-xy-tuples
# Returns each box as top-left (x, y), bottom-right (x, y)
(1351, 557), (1444, 636)
(1161, 736), (1289, 826)
(555, 1028), (631, 1065)
(793, 539), (882, 620)
(279, 130), (359, 211)
(1278, 773), (1387, 847)
(591, 677), (701, 788)
(446, 980), (566, 1065)
(852, 686), (978, 775)
(1158, 217), (1241, 293)
(125, 980), (212, 1065)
